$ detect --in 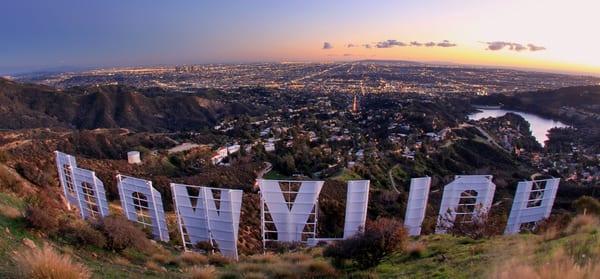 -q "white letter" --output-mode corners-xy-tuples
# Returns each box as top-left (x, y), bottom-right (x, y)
(436, 175), (495, 233)
(117, 175), (169, 242)
(404, 177), (431, 236)
(504, 178), (560, 235)
(343, 180), (370, 239)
